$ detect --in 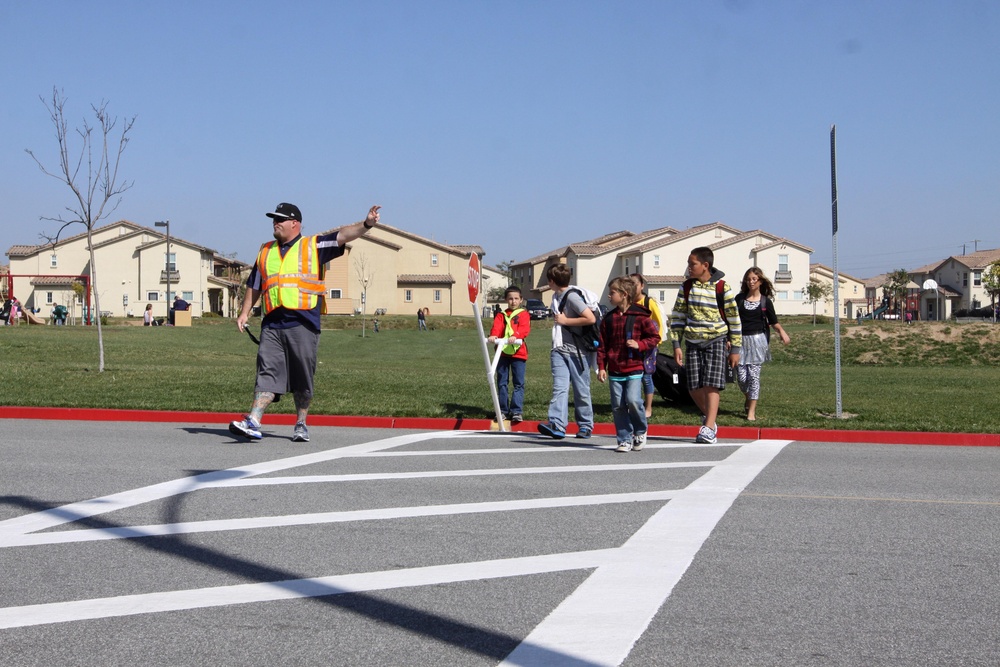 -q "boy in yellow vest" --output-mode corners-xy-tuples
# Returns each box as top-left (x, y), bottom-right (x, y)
(230, 202), (380, 442)
(487, 285), (531, 423)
